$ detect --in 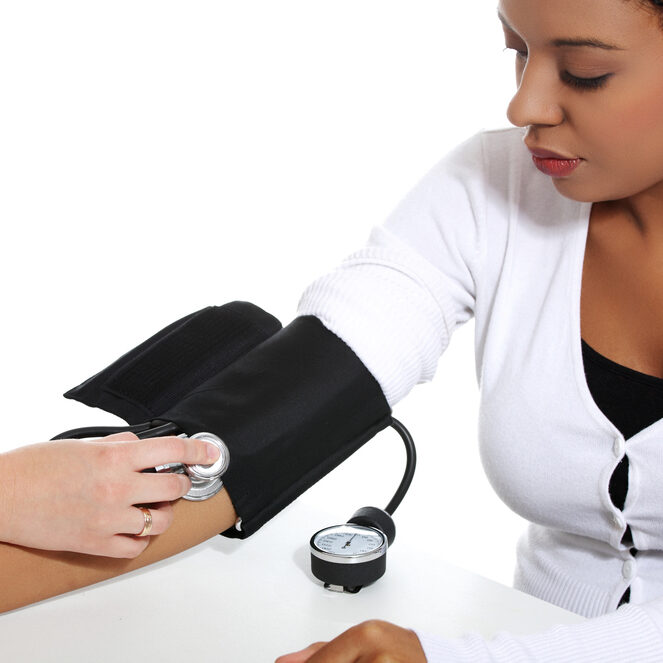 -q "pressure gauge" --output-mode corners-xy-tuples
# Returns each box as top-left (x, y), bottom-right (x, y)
(309, 507), (395, 593)
(310, 523), (387, 593)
